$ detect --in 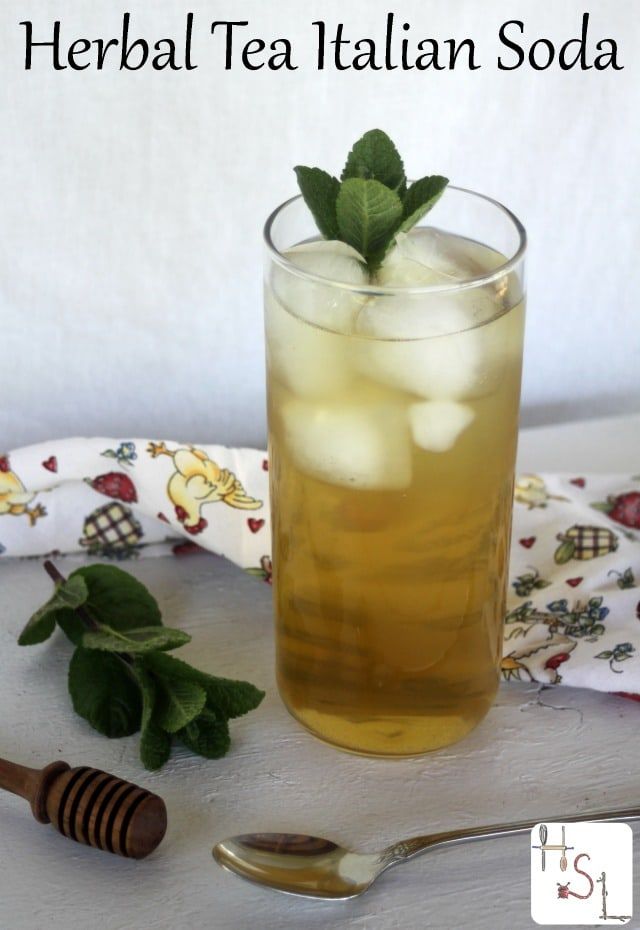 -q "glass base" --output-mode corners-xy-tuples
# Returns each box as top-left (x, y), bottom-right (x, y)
(280, 692), (495, 757)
